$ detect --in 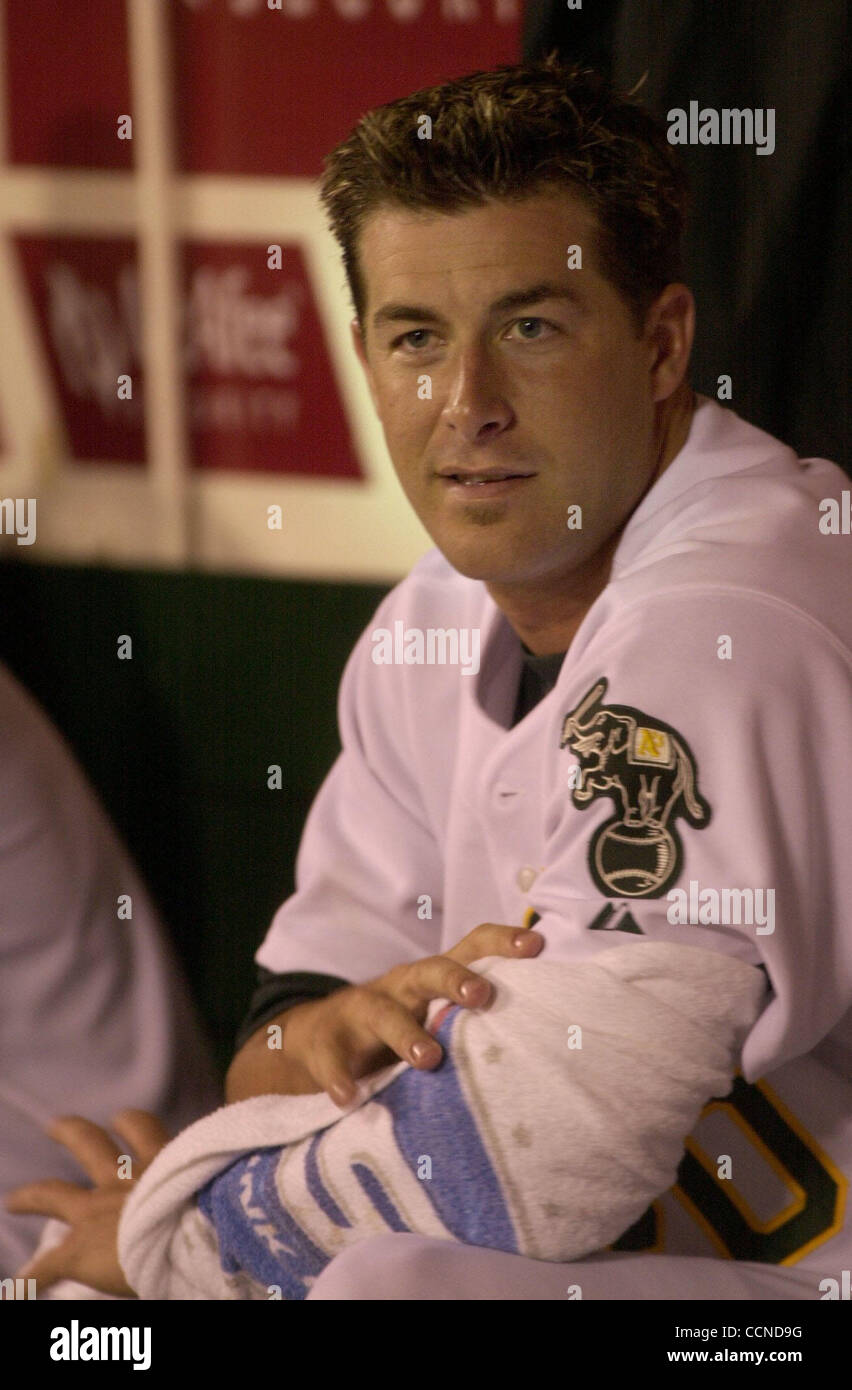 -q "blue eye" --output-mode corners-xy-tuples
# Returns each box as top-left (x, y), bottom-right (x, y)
(396, 329), (432, 350)
(513, 318), (548, 339)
